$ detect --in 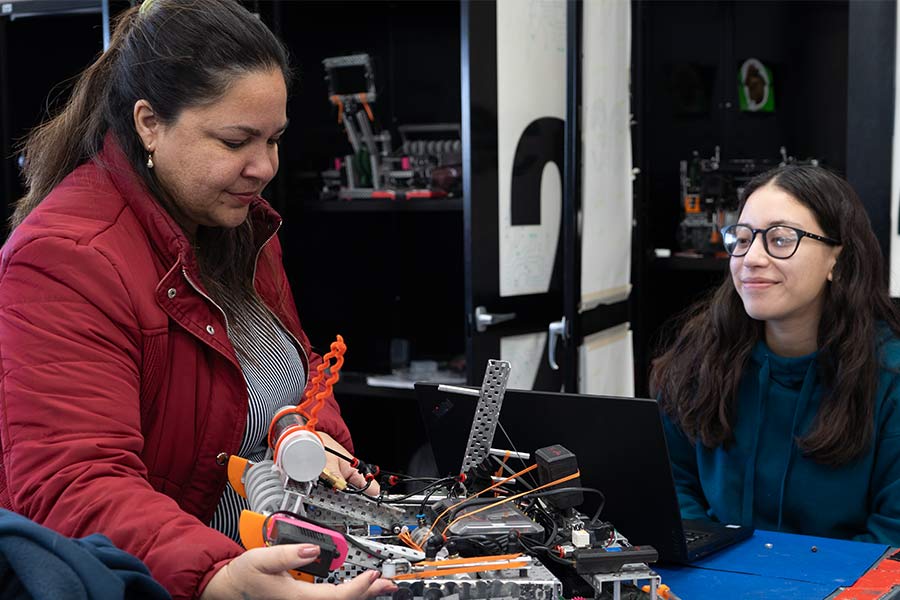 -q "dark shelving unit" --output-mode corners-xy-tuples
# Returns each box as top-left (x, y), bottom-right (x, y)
(652, 256), (730, 272)
(272, 0), (465, 419)
(333, 373), (415, 400)
(1, 0), (102, 19)
(301, 197), (462, 213)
